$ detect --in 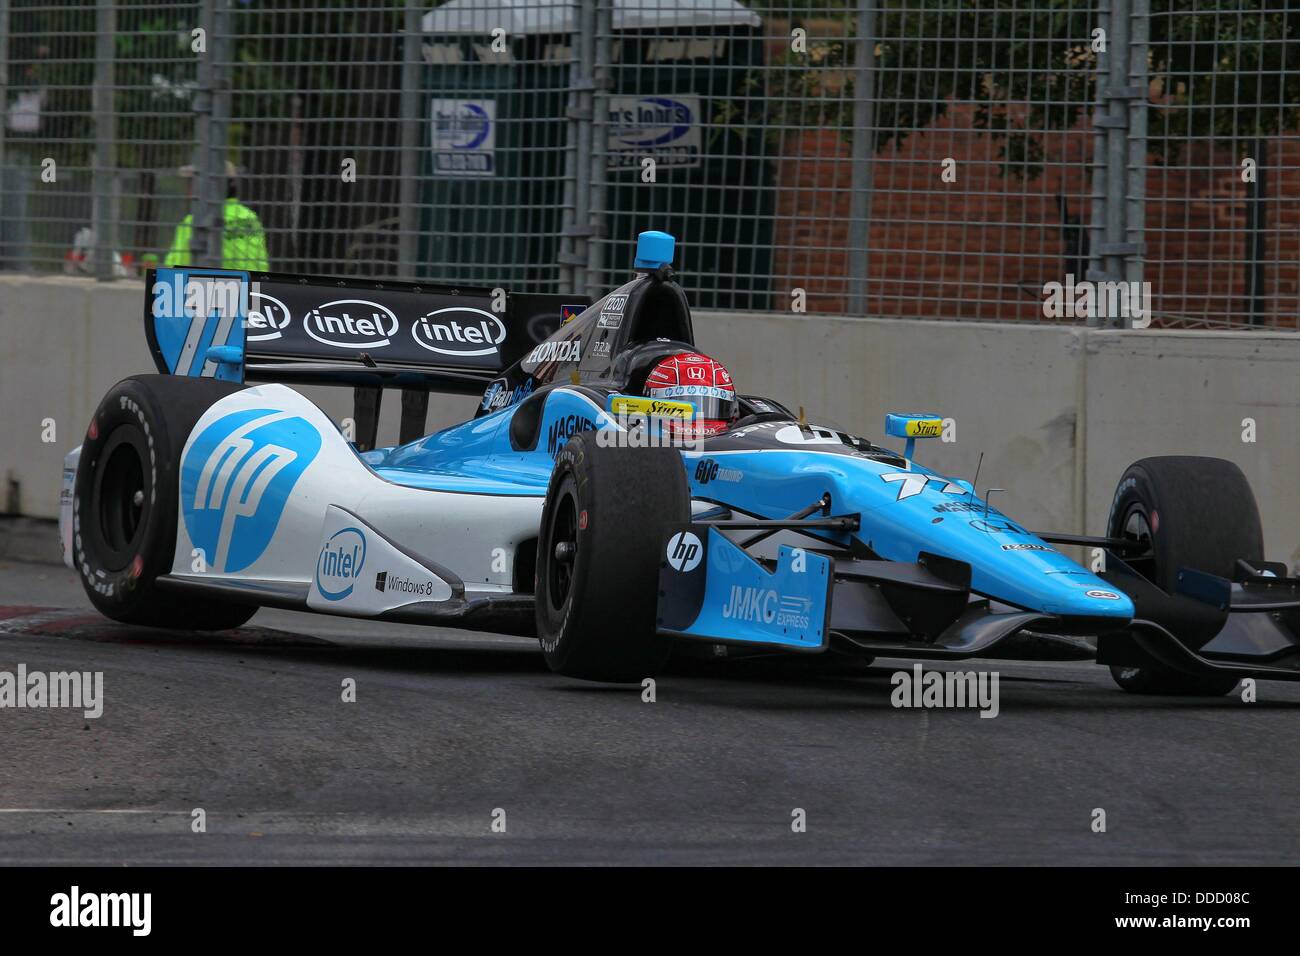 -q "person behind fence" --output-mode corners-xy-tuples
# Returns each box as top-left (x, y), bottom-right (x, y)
(164, 160), (269, 271)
